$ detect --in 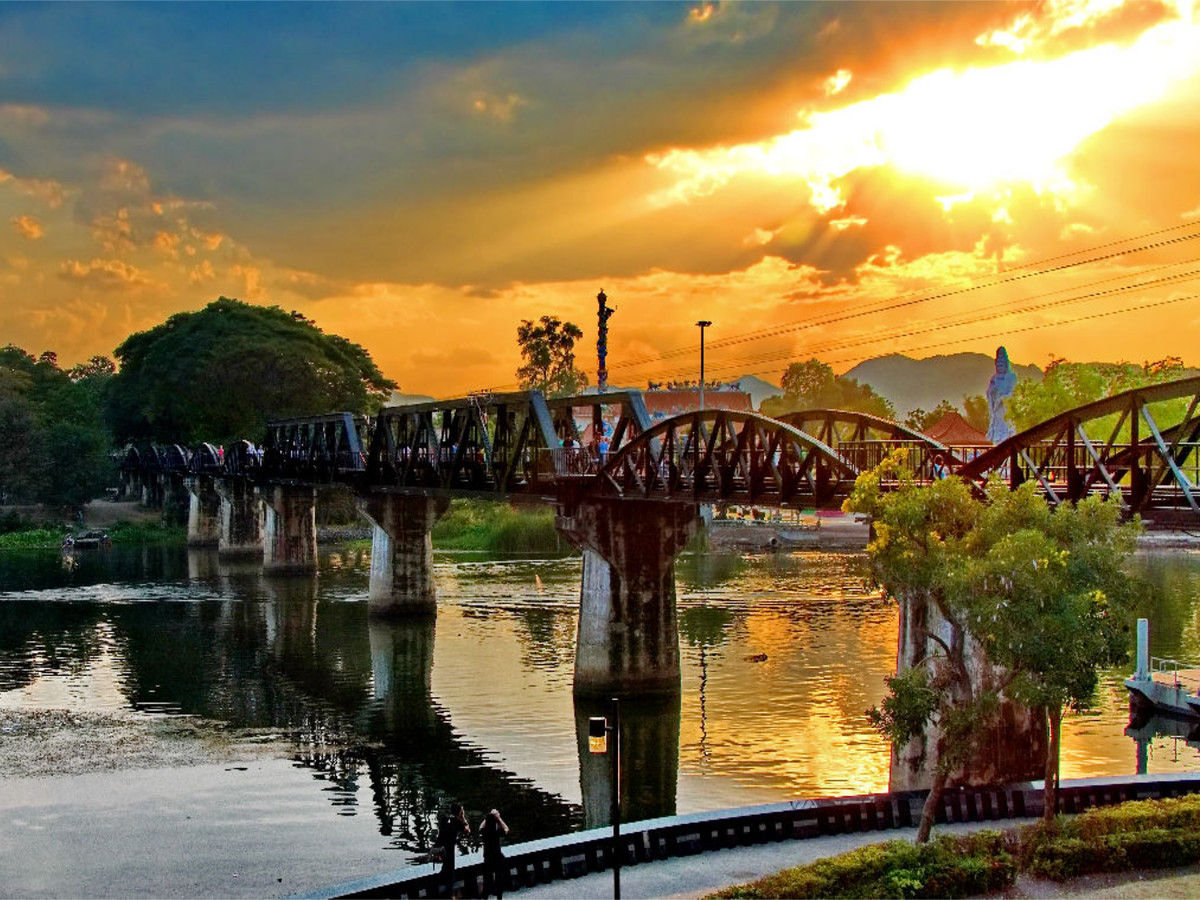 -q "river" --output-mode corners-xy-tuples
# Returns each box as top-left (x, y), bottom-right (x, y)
(1, 541), (1199, 896)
